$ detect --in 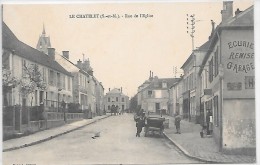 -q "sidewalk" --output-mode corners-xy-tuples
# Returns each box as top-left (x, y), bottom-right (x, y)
(163, 115), (256, 163)
(3, 114), (110, 152)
